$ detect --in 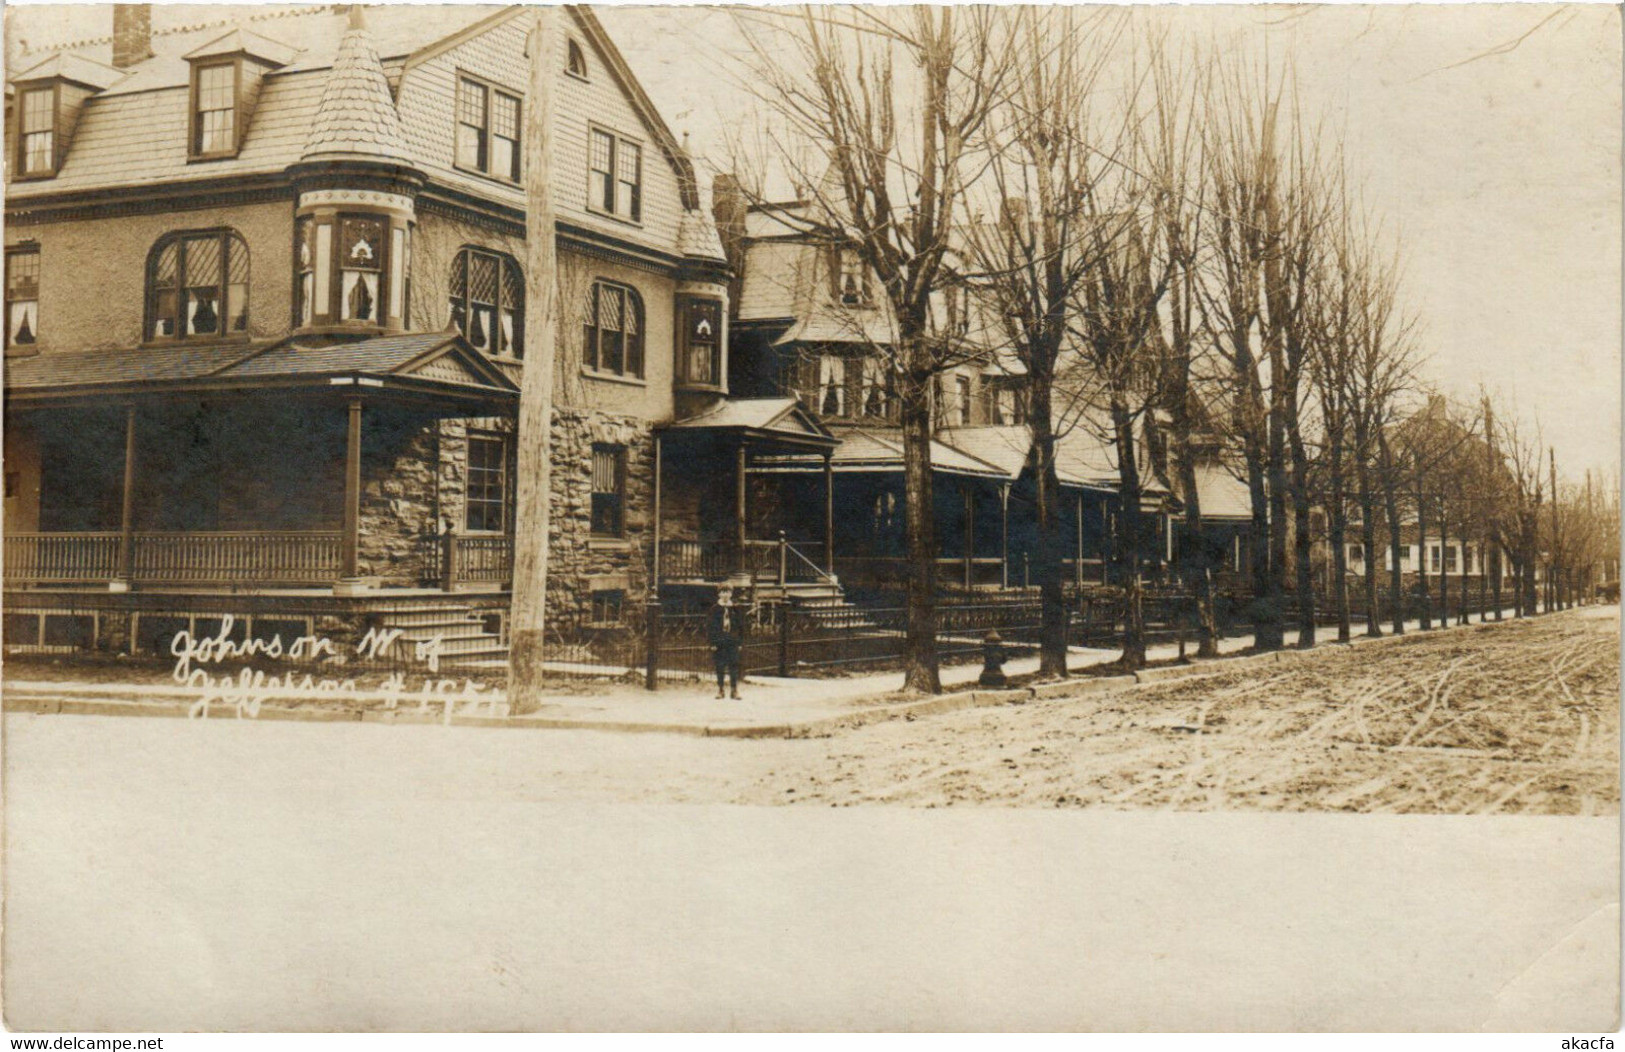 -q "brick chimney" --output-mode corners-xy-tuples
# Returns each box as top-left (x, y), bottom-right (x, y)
(711, 173), (747, 269)
(112, 4), (153, 69)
